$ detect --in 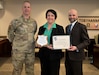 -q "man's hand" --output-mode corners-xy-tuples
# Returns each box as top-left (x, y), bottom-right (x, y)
(67, 46), (77, 51)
